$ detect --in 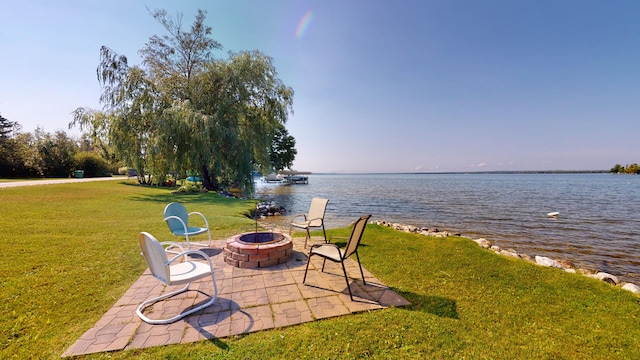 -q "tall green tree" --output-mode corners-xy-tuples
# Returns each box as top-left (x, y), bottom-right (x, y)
(190, 50), (294, 192)
(73, 9), (296, 193)
(70, 107), (114, 162)
(269, 124), (297, 172)
(72, 46), (164, 184)
(610, 164), (624, 173)
(140, 8), (221, 101)
(0, 114), (17, 176)
(33, 129), (77, 177)
(0, 114), (17, 139)
(10, 132), (35, 177)
(626, 163), (639, 174)
(610, 163), (640, 174)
